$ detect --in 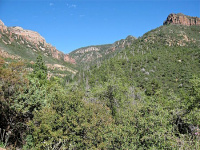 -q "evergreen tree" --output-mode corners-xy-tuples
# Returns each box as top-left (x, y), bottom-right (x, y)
(34, 55), (47, 78)
(32, 55), (47, 84)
